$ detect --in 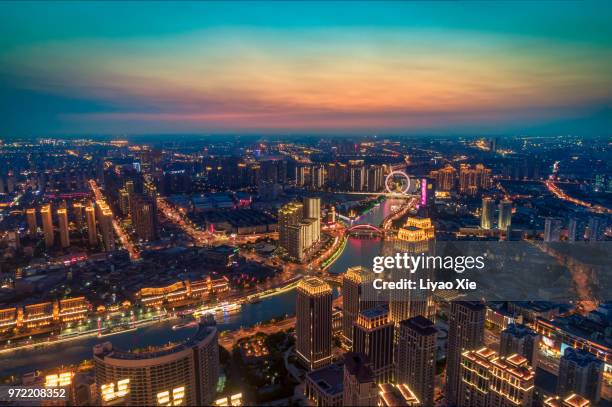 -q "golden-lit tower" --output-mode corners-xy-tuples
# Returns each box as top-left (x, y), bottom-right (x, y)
(26, 208), (37, 235)
(41, 203), (54, 248)
(342, 266), (376, 346)
(57, 207), (70, 248)
(86, 204), (97, 246)
(481, 197), (494, 230)
(295, 277), (333, 371)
